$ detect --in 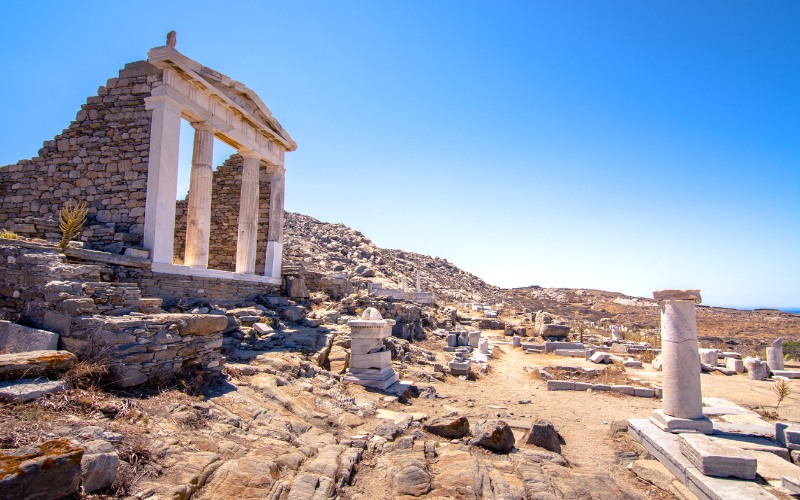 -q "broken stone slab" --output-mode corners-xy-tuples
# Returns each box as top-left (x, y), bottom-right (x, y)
(710, 434), (791, 461)
(634, 387), (655, 398)
(526, 419), (562, 453)
(783, 476), (800, 494)
(628, 418), (777, 499)
(0, 350), (77, 381)
(724, 358), (745, 373)
(770, 370), (800, 379)
(699, 349), (720, 367)
(470, 419), (515, 453)
(423, 416), (470, 439)
(611, 385), (636, 395)
(253, 322), (274, 335)
(679, 433), (757, 480)
(544, 341), (582, 353)
(574, 382), (592, 391)
(0, 321), (59, 353)
(750, 449), (800, 486)
(0, 439), (84, 499)
(590, 352), (611, 364)
(0, 378), (68, 402)
(553, 349), (585, 358)
(777, 423), (800, 451)
(546, 380), (574, 391)
(623, 359), (643, 368)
